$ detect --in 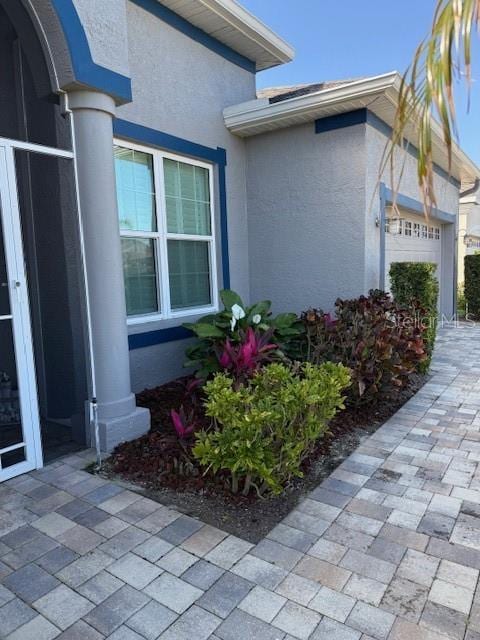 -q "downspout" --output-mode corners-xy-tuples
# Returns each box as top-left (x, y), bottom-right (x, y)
(460, 178), (480, 199)
(61, 91), (101, 468)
